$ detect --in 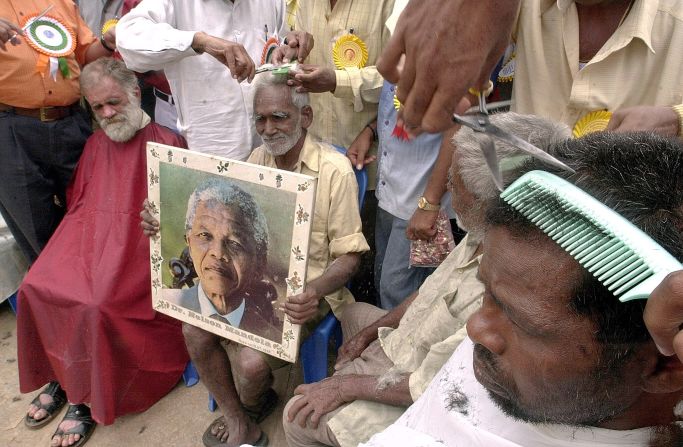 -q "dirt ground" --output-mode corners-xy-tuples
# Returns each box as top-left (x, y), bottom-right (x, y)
(0, 301), (299, 447)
